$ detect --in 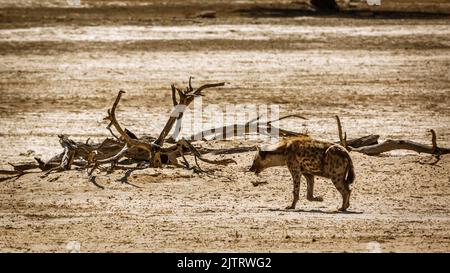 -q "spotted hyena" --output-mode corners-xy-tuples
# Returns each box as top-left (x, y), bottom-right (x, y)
(249, 136), (355, 211)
